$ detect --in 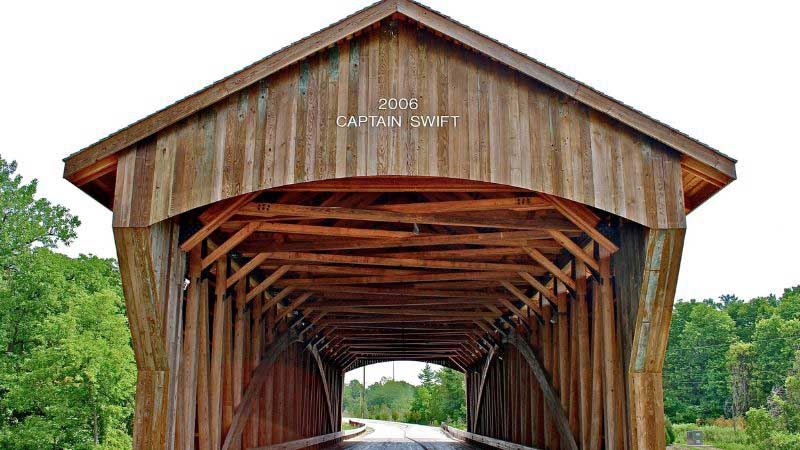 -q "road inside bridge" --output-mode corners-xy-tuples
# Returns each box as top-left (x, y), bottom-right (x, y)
(338, 419), (476, 450)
